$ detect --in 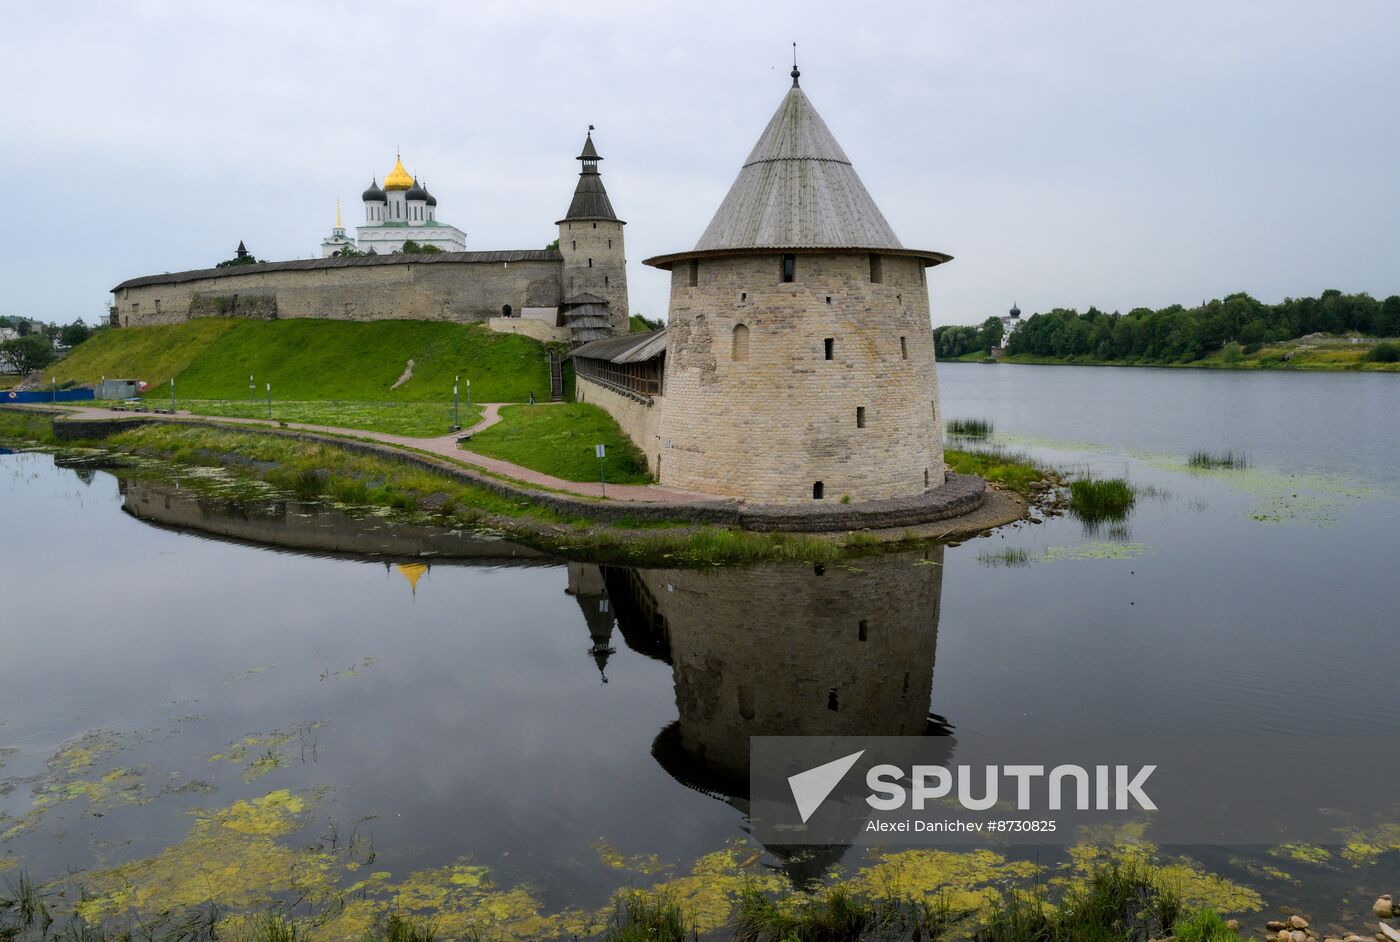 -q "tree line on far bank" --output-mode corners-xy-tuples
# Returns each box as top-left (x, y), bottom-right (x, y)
(935, 290), (1400, 364)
